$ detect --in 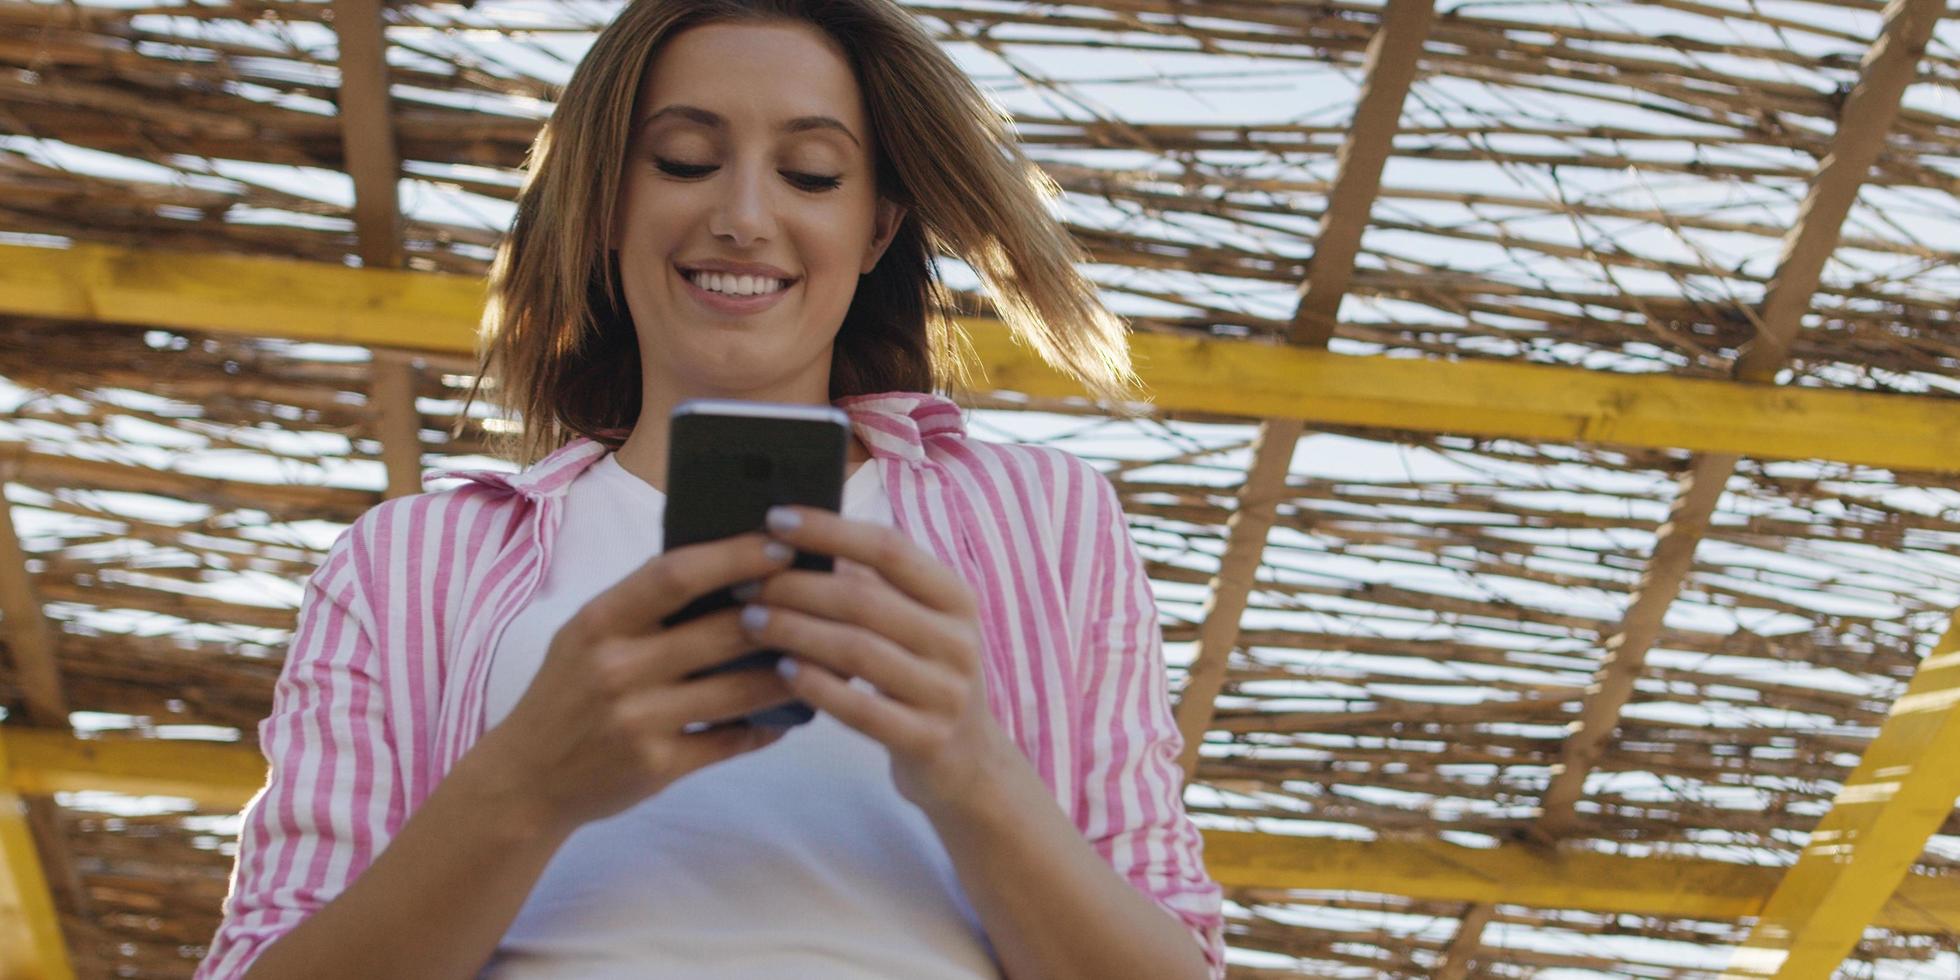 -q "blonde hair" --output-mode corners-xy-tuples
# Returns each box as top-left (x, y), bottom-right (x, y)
(465, 0), (1139, 464)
